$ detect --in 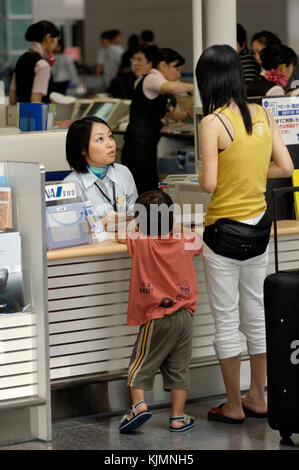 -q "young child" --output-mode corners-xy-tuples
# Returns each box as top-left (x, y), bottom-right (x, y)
(116, 190), (202, 433)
